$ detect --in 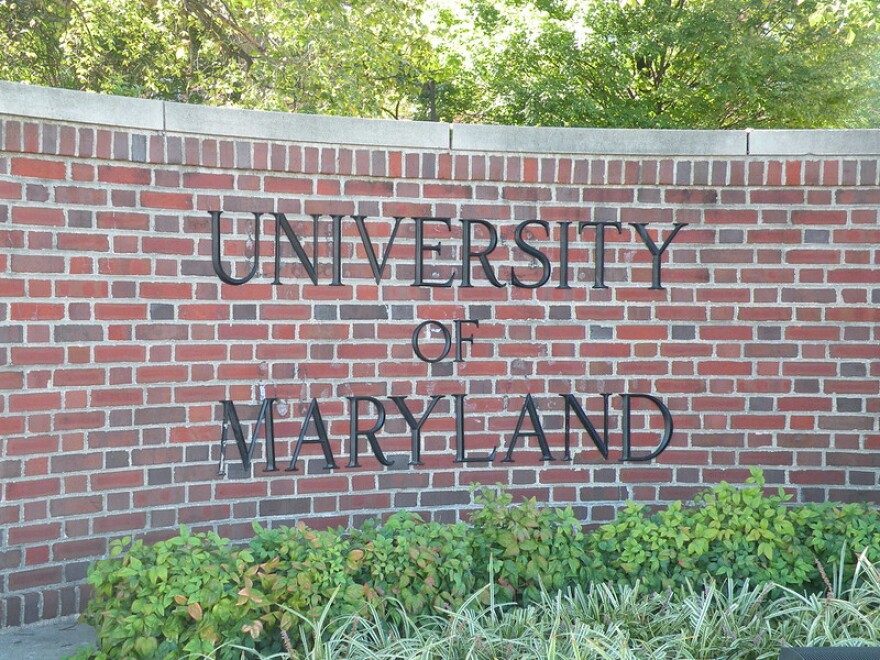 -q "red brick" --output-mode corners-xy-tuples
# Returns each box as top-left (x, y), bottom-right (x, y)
(55, 186), (106, 205)
(137, 365), (188, 383)
(8, 523), (62, 545)
(54, 411), (105, 430)
(55, 280), (108, 297)
(11, 254), (64, 273)
(750, 189), (803, 204)
(9, 392), (62, 412)
(704, 209), (757, 224)
(424, 184), (472, 198)
(503, 186), (553, 201)
(94, 345), (146, 363)
(142, 237), (194, 255)
(791, 210), (846, 225)
(264, 176), (312, 194)
(786, 250), (840, 264)
(6, 478), (61, 500)
(94, 303), (147, 320)
(179, 504), (231, 524)
(92, 388), (143, 407)
(98, 257), (152, 276)
(90, 470), (144, 491)
(93, 513), (148, 533)
(141, 191), (192, 209)
(11, 157), (66, 179)
(57, 232), (109, 252)
(344, 180), (393, 196)
(9, 566), (63, 591)
(12, 206), (65, 226)
(0, 372), (25, 390)
(53, 538), (107, 561)
(11, 303), (64, 320)
(98, 165), (151, 184)
(0, 180), (22, 199)
(97, 211), (150, 230)
(140, 282), (192, 299)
